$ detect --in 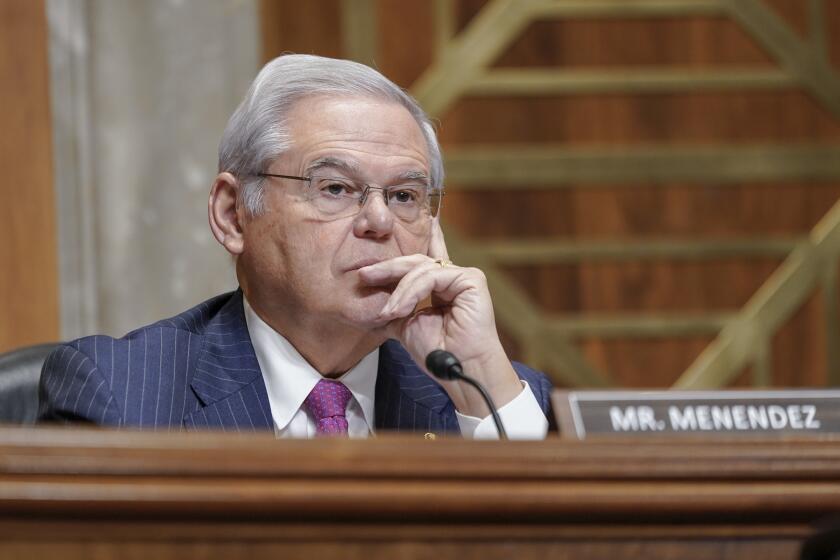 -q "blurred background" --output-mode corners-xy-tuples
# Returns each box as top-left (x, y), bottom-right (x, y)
(3, 0), (840, 391)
